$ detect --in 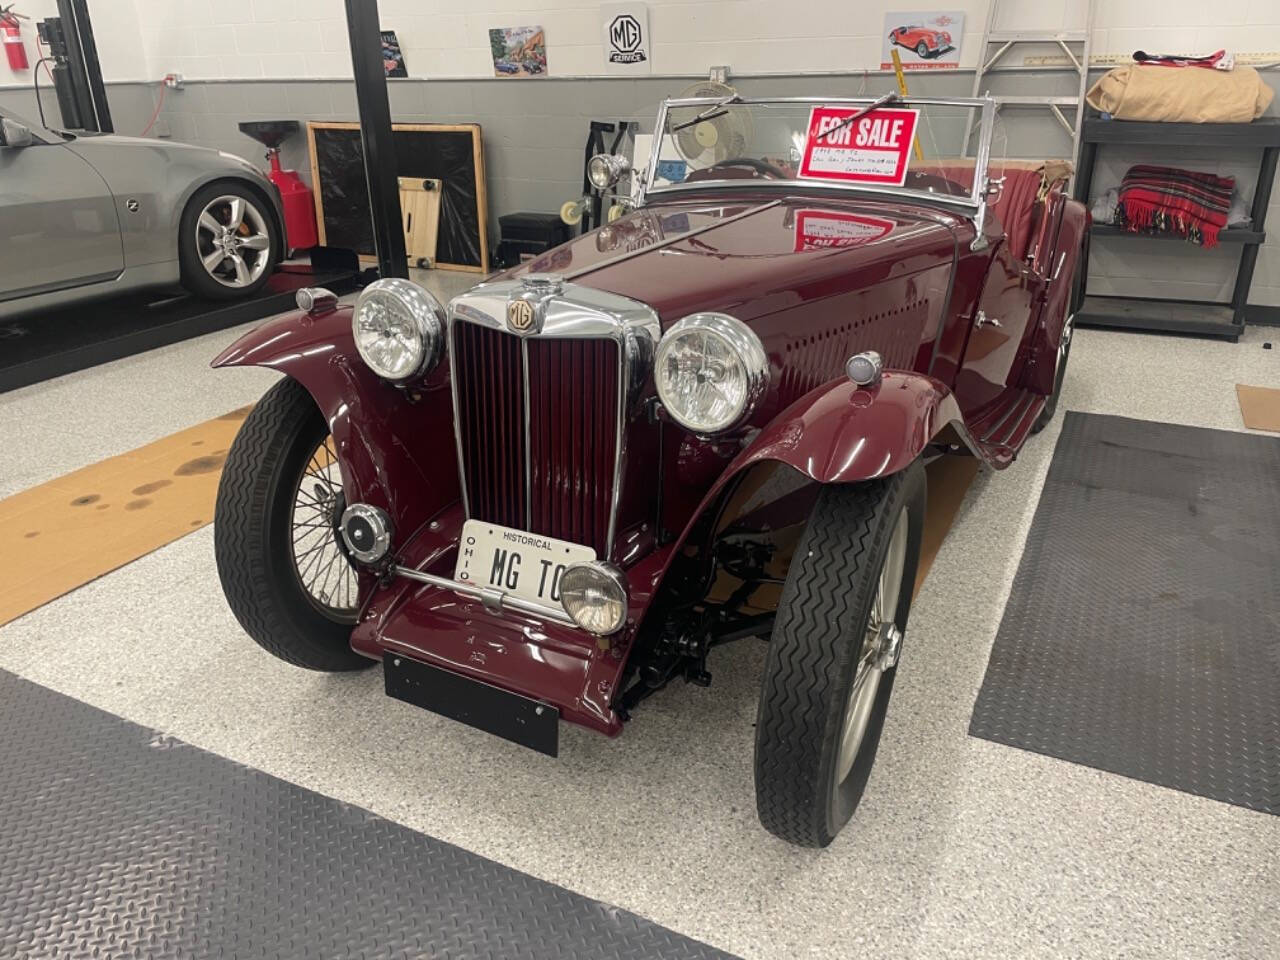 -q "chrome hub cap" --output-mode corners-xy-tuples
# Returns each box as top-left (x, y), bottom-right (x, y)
(876, 622), (904, 671)
(290, 435), (358, 620)
(196, 195), (271, 289)
(835, 506), (909, 787)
